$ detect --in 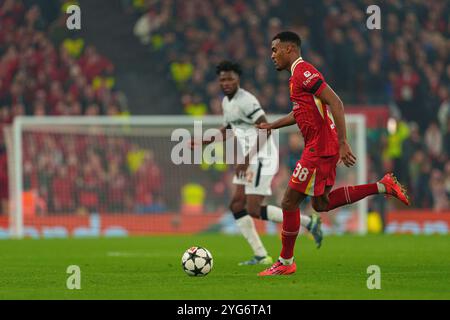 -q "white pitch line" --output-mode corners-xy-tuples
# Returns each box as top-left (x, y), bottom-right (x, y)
(106, 251), (174, 258)
(107, 252), (158, 258)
